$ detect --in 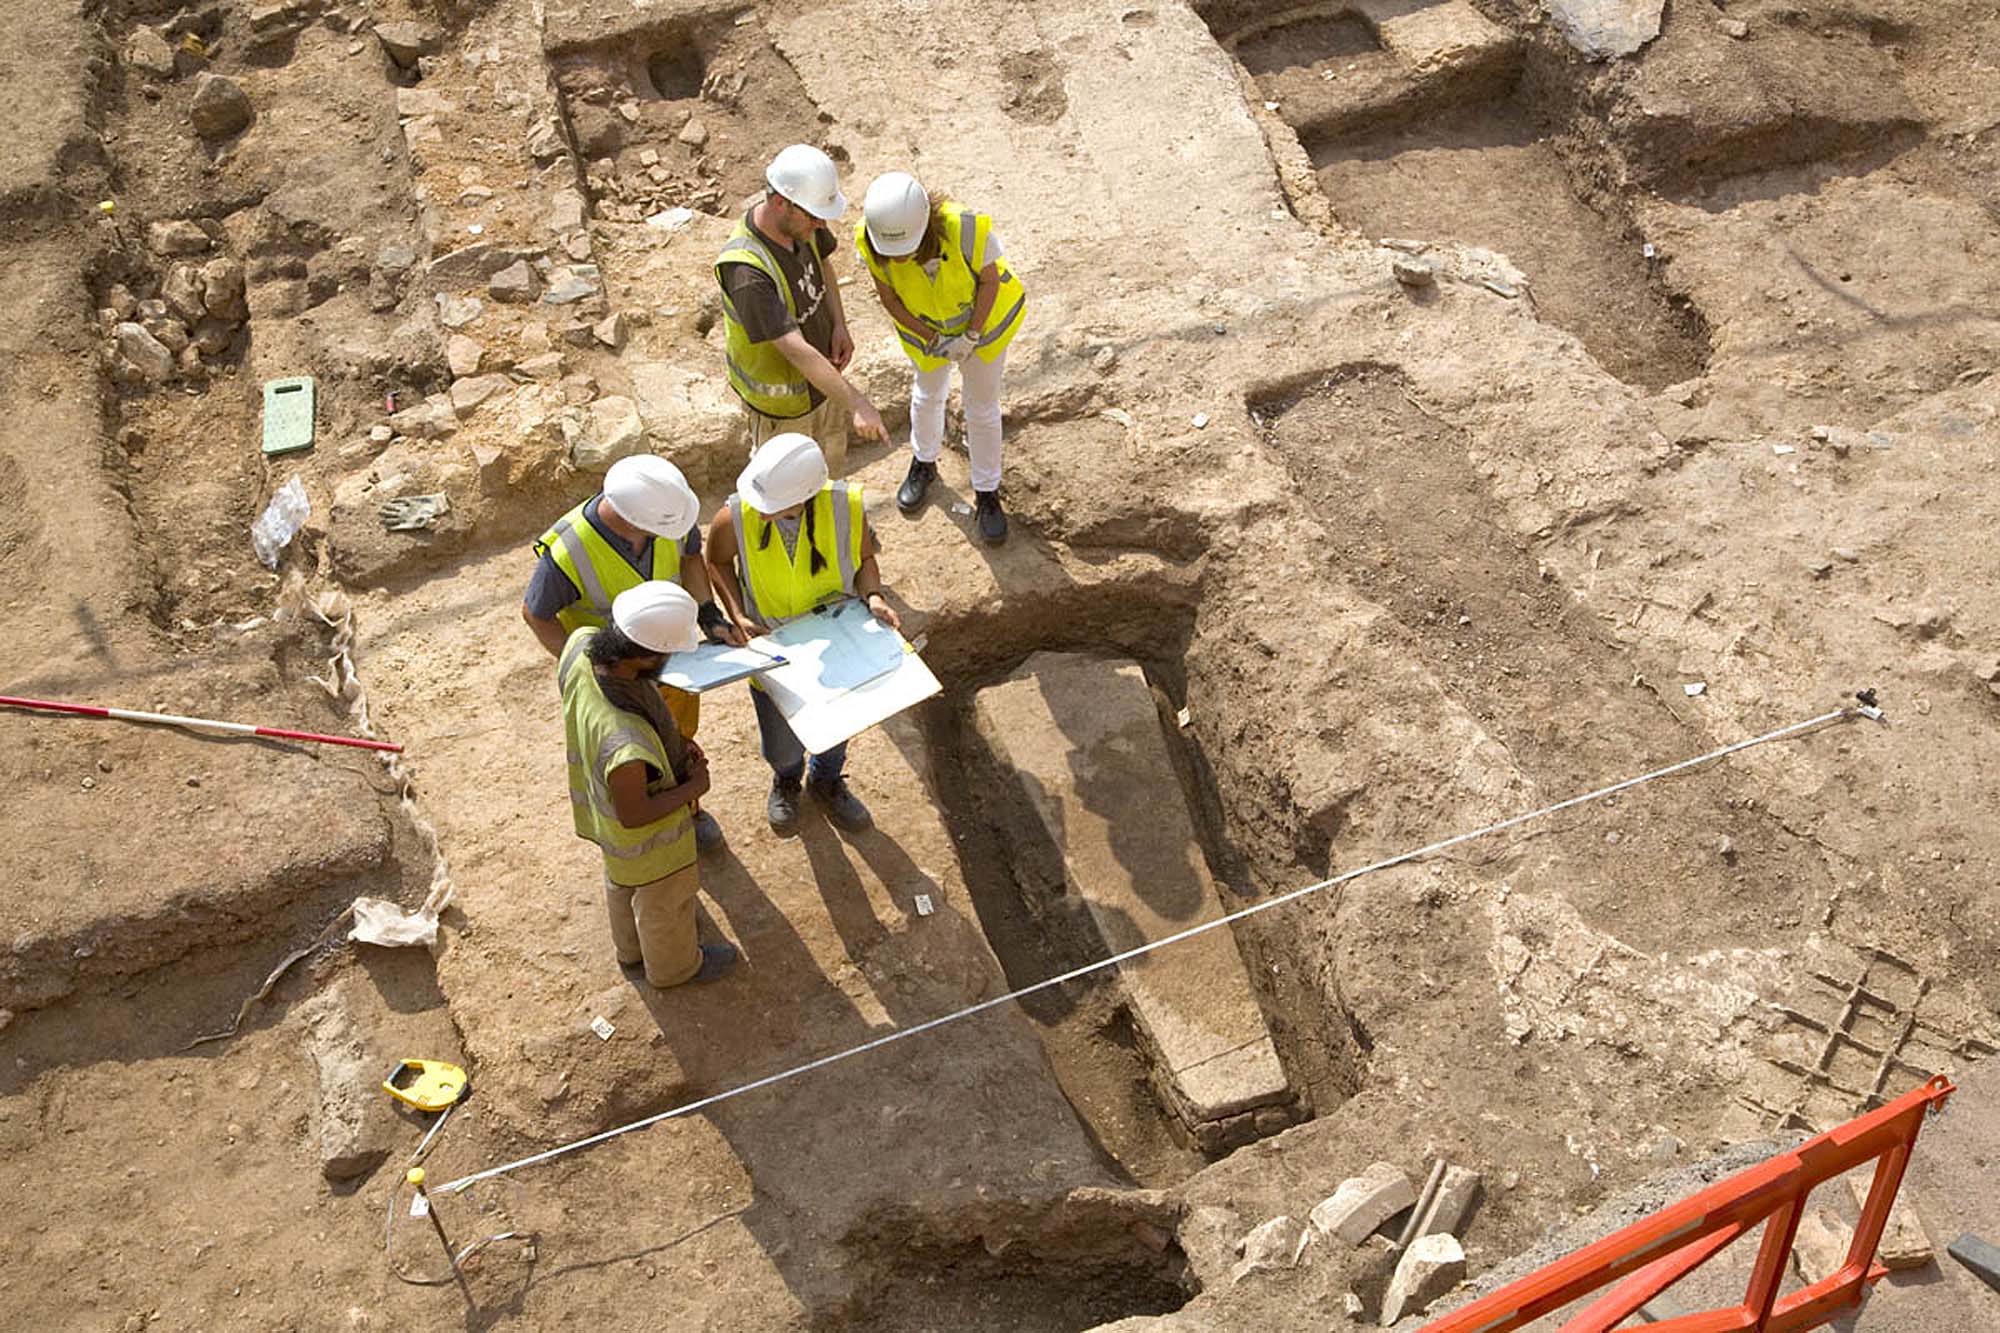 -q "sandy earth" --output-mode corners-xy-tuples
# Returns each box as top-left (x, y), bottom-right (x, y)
(3, 0), (1998, 1329)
